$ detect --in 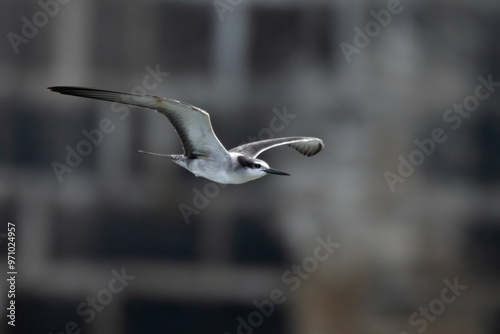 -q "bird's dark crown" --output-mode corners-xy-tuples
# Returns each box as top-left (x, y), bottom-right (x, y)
(237, 155), (262, 169)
